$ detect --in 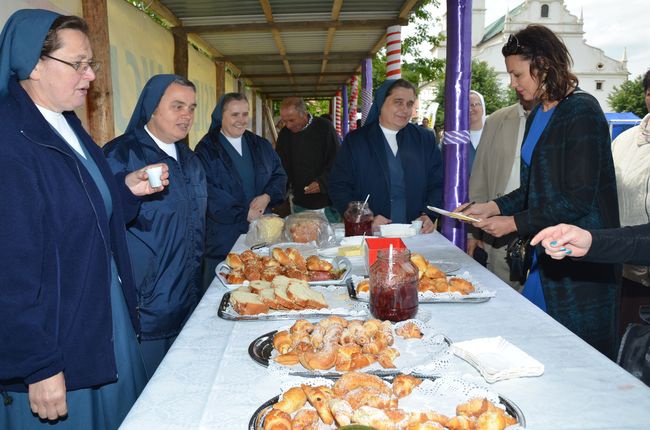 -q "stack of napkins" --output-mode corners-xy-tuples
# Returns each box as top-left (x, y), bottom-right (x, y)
(451, 336), (544, 383)
(379, 223), (417, 238)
